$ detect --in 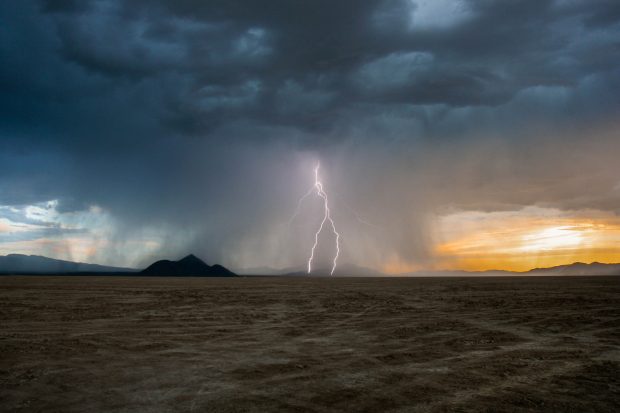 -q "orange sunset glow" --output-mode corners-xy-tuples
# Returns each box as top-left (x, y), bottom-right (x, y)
(434, 207), (620, 272)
